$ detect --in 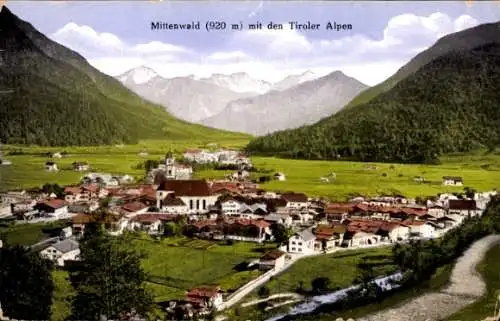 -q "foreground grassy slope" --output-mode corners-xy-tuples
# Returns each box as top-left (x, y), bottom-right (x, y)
(0, 6), (248, 146)
(343, 21), (500, 109)
(246, 42), (500, 163)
